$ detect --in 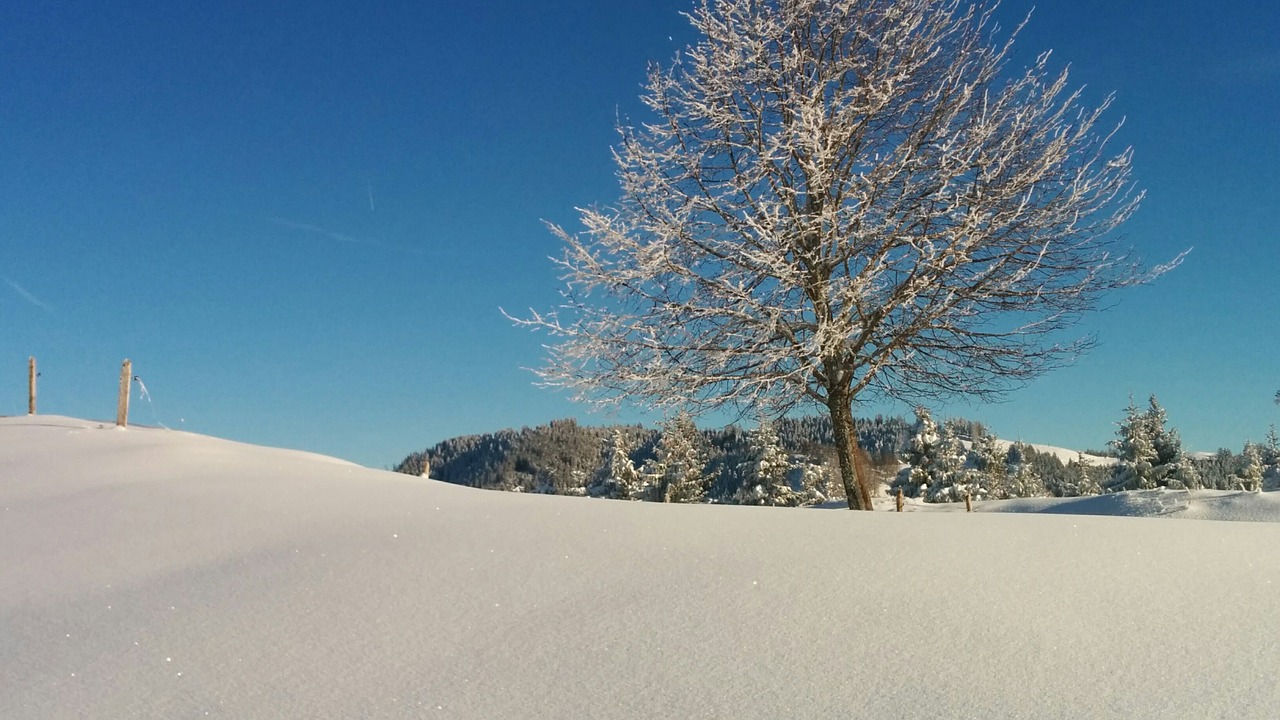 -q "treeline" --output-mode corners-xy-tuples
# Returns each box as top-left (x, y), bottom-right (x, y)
(394, 414), (918, 503)
(893, 398), (1280, 503)
(395, 397), (1279, 506)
